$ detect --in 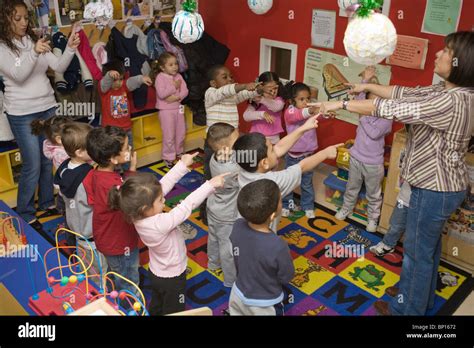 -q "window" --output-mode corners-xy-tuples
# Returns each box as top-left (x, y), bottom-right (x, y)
(259, 39), (298, 82)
